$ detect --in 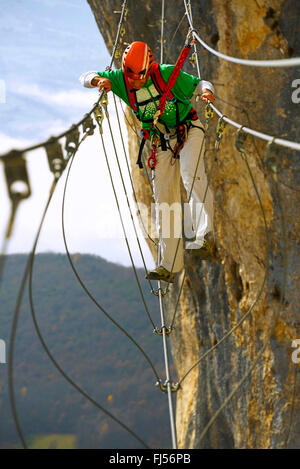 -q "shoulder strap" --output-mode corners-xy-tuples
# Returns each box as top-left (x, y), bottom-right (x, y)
(150, 63), (174, 100)
(123, 73), (139, 114)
